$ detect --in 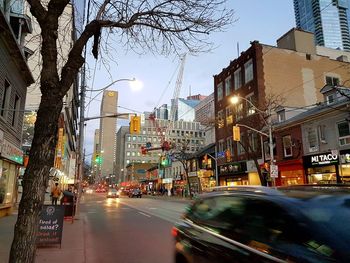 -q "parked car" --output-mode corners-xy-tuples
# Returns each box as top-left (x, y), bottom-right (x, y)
(172, 185), (350, 263)
(107, 188), (119, 198)
(129, 188), (142, 198)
